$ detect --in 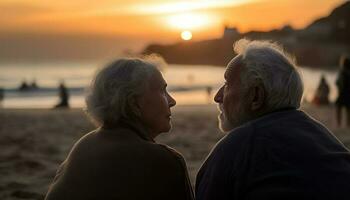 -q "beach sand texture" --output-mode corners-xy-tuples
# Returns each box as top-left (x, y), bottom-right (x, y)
(1, 104), (349, 200)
